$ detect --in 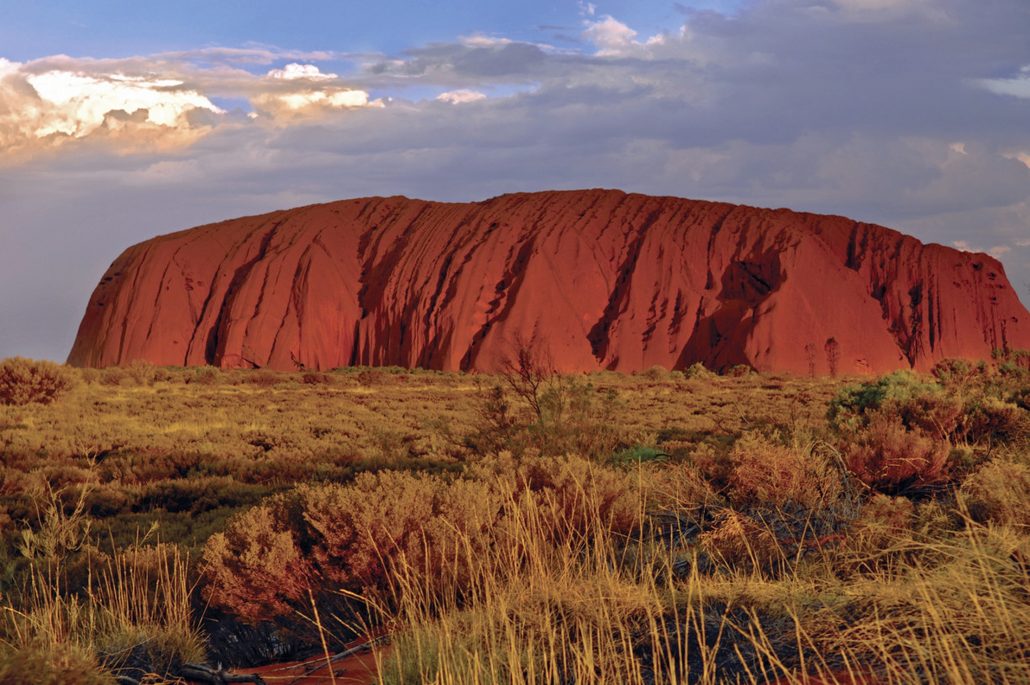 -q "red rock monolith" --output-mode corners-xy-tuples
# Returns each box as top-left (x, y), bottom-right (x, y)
(68, 190), (1030, 374)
